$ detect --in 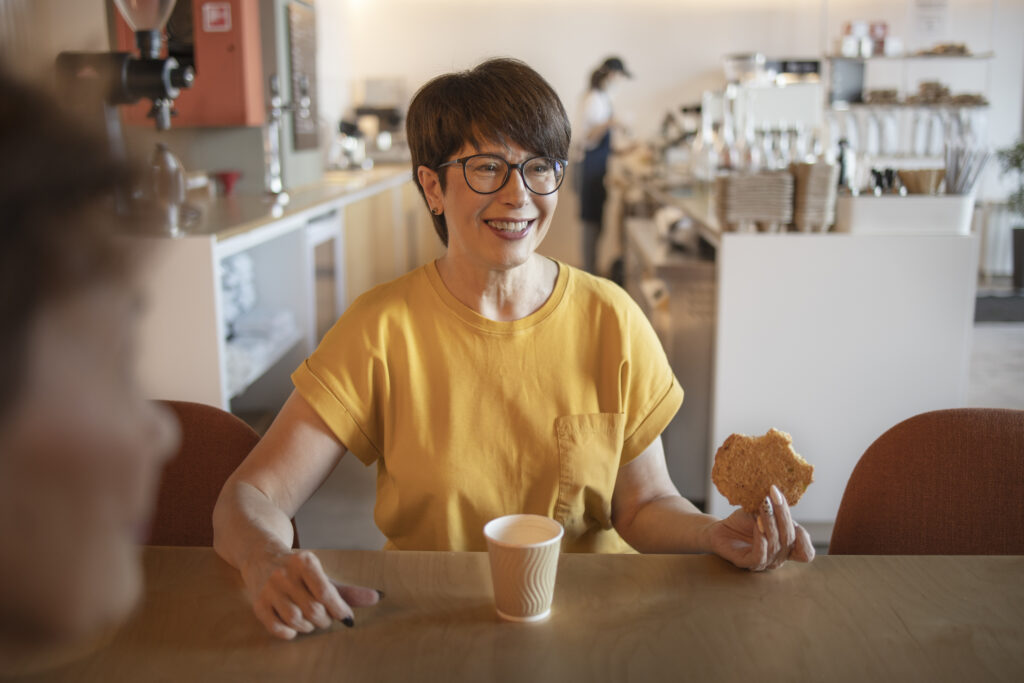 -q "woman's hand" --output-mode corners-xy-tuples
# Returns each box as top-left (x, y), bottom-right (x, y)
(705, 485), (815, 571)
(241, 550), (382, 640)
